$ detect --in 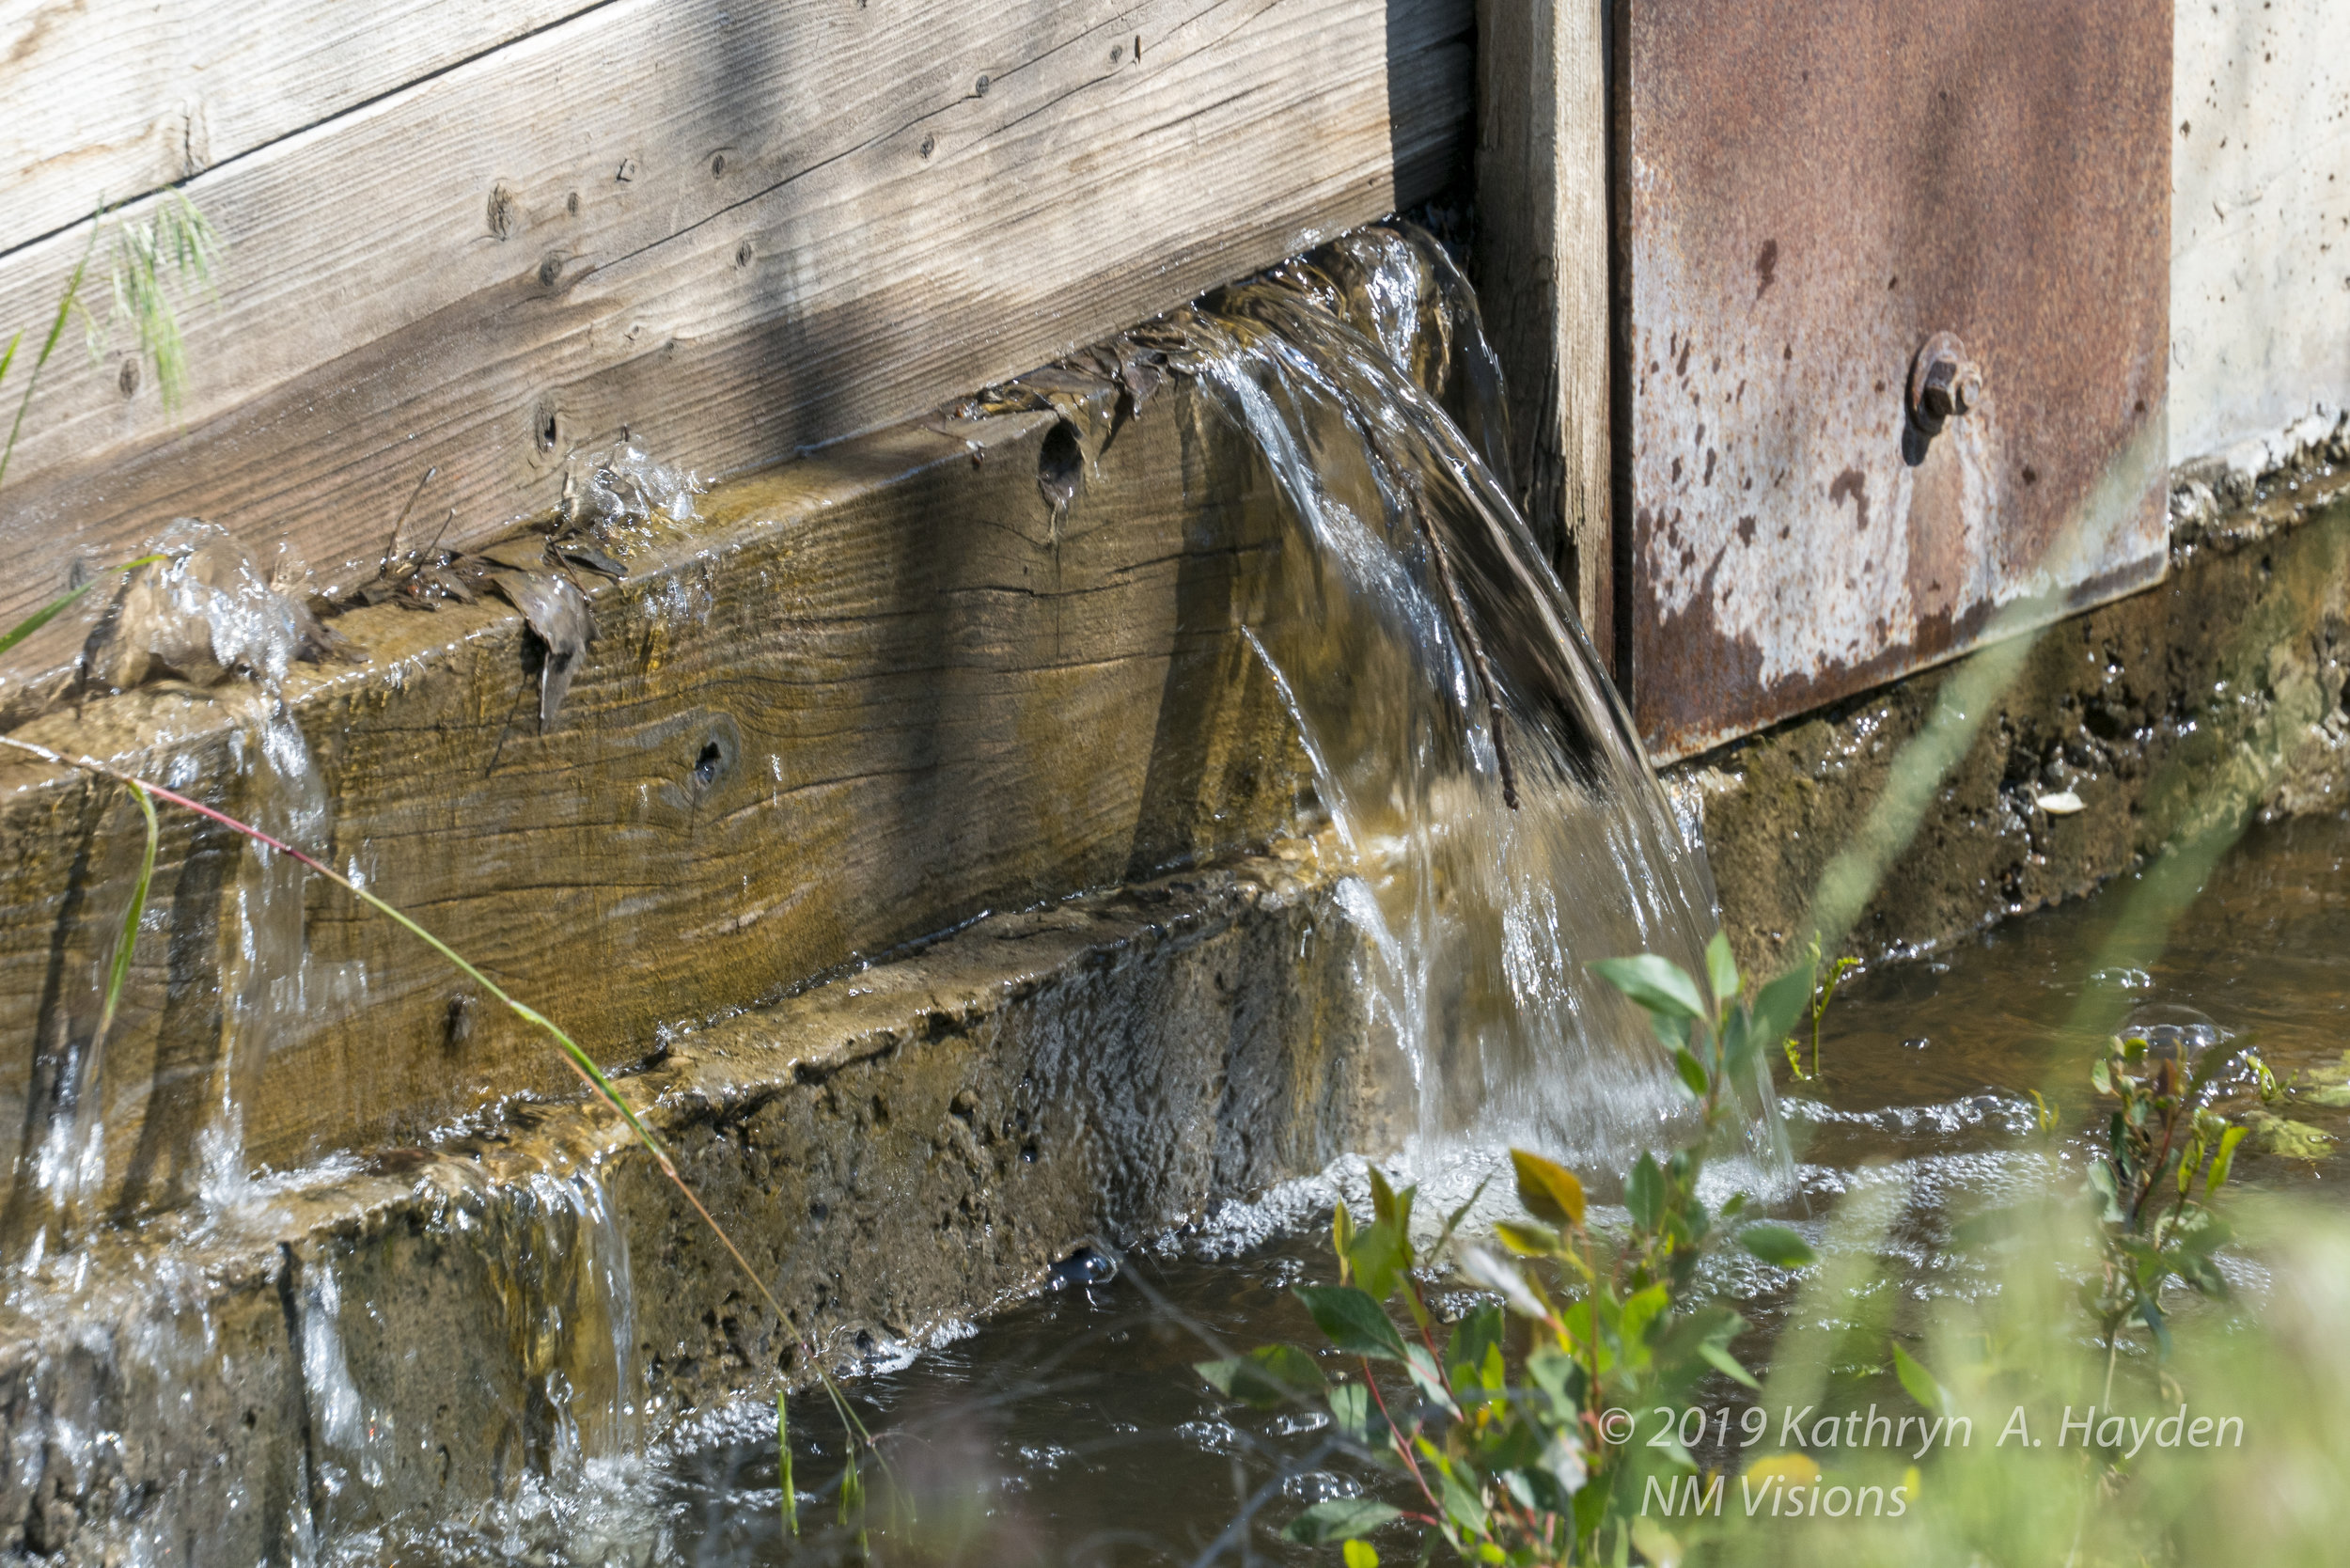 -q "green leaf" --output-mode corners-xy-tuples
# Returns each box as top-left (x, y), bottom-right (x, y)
(1197, 1343), (1328, 1406)
(1527, 1345), (1584, 1409)
(1435, 1464), (1487, 1540)
(1698, 1340), (1761, 1389)
(1343, 1540), (1381, 1568)
(1444, 1303), (1508, 1398)
(1284, 1498), (1402, 1545)
(1403, 1341), (1457, 1414)
(1369, 1165), (1400, 1228)
(778, 1388), (796, 1536)
(1737, 1224), (1816, 1269)
(2204, 1123), (2248, 1195)
(1718, 1008), (1757, 1082)
(1511, 1149), (1586, 1228)
(1672, 1047), (1708, 1101)
(1457, 1243), (1549, 1318)
(1328, 1381), (1388, 1447)
(1294, 1285), (1407, 1360)
(1630, 1516), (1684, 1568)
(1590, 954), (1707, 1021)
(1704, 931), (1741, 1006)
(1494, 1220), (1561, 1257)
(1349, 1218), (1412, 1303)
(1749, 961), (1817, 1056)
(1891, 1344), (1953, 1418)
(1625, 1152), (1664, 1232)
(1618, 1282), (1669, 1353)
